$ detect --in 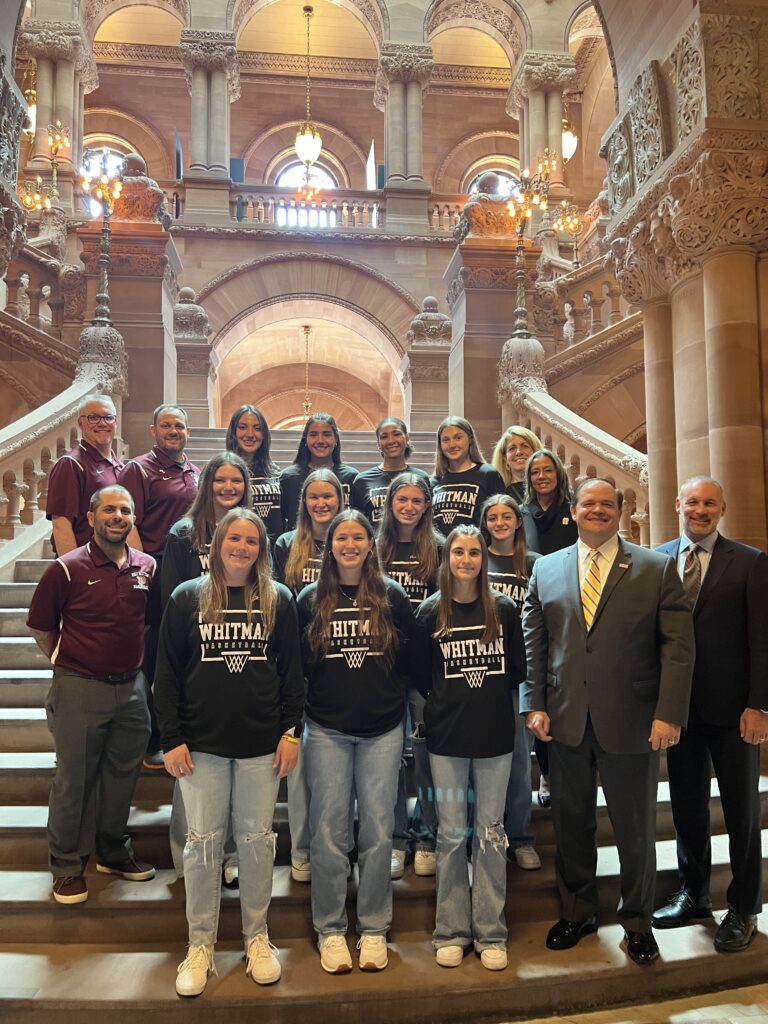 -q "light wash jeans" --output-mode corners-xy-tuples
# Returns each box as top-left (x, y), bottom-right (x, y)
(287, 728), (356, 866)
(430, 751), (513, 951)
(505, 690), (534, 849)
(393, 688), (437, 853)
(178, 751), (280, 948)
(305, 717), (402, 936)
(169, 781), (237, 877)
